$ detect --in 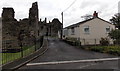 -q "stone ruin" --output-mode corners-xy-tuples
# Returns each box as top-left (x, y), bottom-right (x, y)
(1, 2), (63, 52)
(29, 2), (39, 38)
